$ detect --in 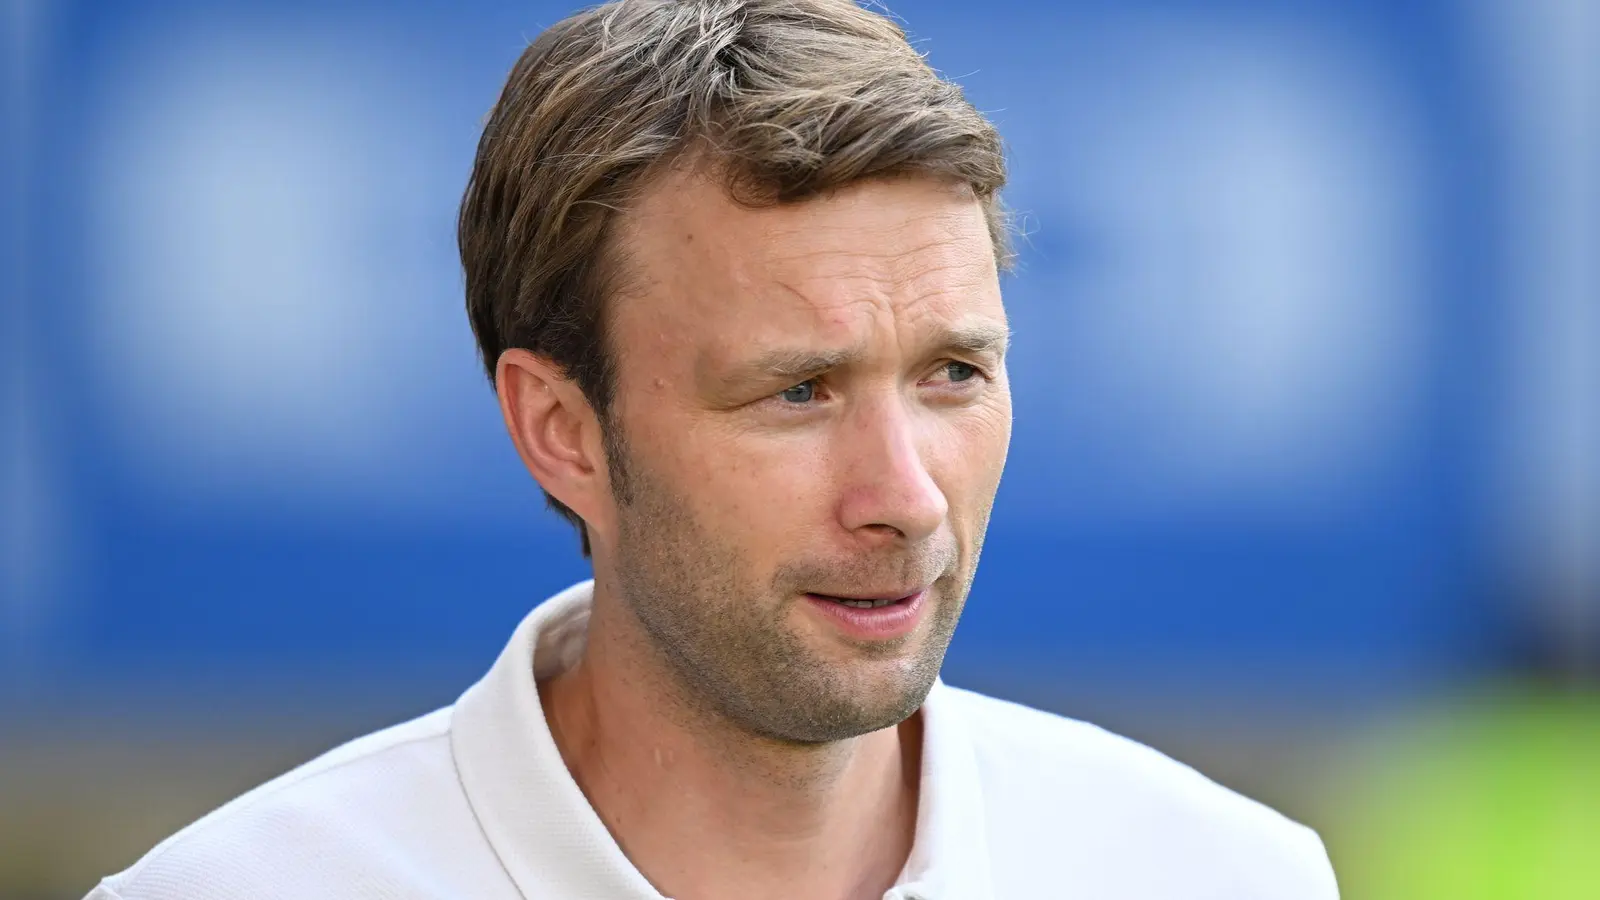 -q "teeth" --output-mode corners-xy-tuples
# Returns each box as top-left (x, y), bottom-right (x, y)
(829, 596), (897, 609)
